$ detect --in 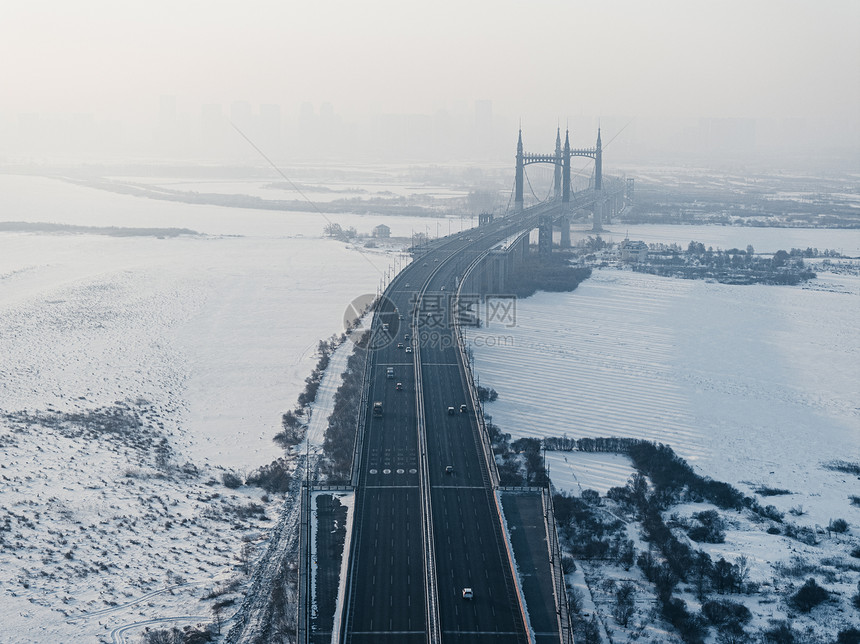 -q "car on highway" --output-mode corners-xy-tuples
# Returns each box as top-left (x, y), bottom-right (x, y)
(445, 465), (454, 474)
(447, 406), (455, 415)
(396, 382), (403, 391)
(460, 404), (468, 413)
(405, 346), (412, 353)
(462, 587), (473, 600)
